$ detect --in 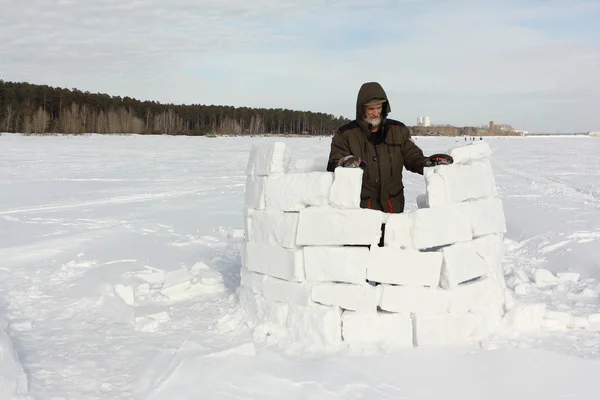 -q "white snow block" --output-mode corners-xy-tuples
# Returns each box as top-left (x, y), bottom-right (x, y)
(413, 313), (479, 346)
(440, 240), (489, 289)
(379, 285), (450, 314)
(245, 175), (266, 209)
(342, 311), (413, 347)
(472, 233), (505, 280)
(287, 304), (342, 350)
(424, 160), (498, 207)
(262, 276), (314, 306)
(311, 283), (381, 312)
(304, 246), (369, 285)
(240, 268), (313, 306)
(296, 206), (384, 246)
(468, 197), (506, 237)
(412, 203), (473, 249)
(416, 193), (428, 209)
(248, 210), (300, 249)
(287, 157), (328, 173)
(245, 242), (305, 282)
(238, 287), (288, 327)
(366, 247), (442, 287)
(449, 277), (505, 314)
(239, 267), (267, 294)
(501, 303), (546, 333)
(383, 211), (414, 249)
(264, 172), (334, 211)
(246, 142), (290, 176)
(0, 329), (28, 398)
(448, 141), (492, 164)
(329, 167), (363, 209)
